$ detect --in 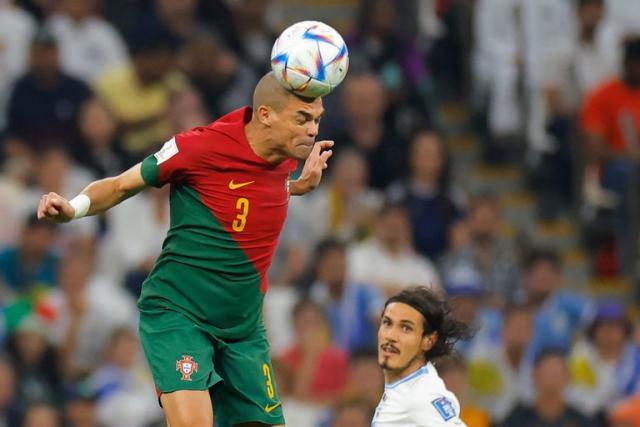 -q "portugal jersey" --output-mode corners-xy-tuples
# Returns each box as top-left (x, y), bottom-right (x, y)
(138, 107), (297, 339)
(372, 363), (466, 427)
